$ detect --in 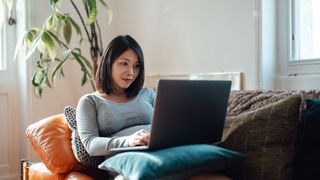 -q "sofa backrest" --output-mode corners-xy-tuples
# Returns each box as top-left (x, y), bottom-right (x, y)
(223, 90), (320, 180)
(26, 114), (84, 174)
